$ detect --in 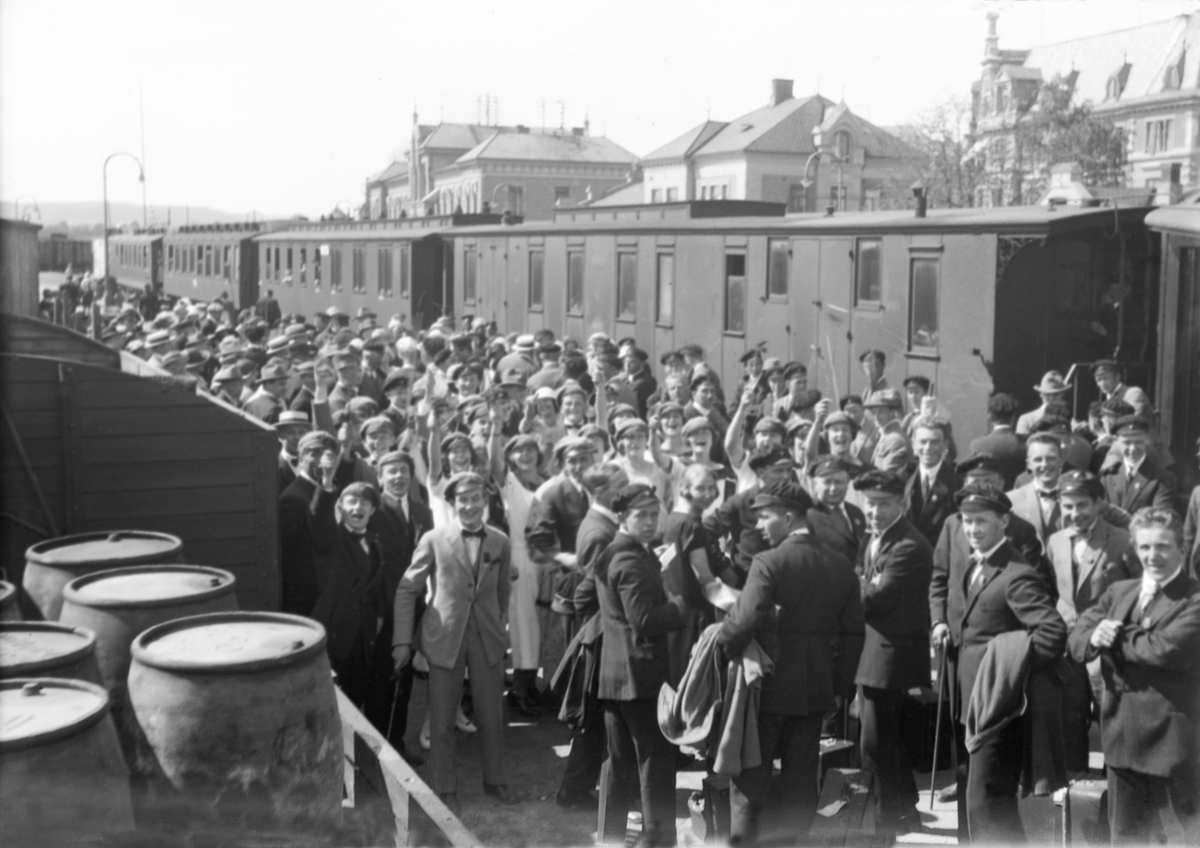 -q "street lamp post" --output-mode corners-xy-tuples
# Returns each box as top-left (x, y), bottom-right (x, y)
(103, 152), (145, 300)
(800, 151), (846, 213)
(13, 195), (40, 222)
